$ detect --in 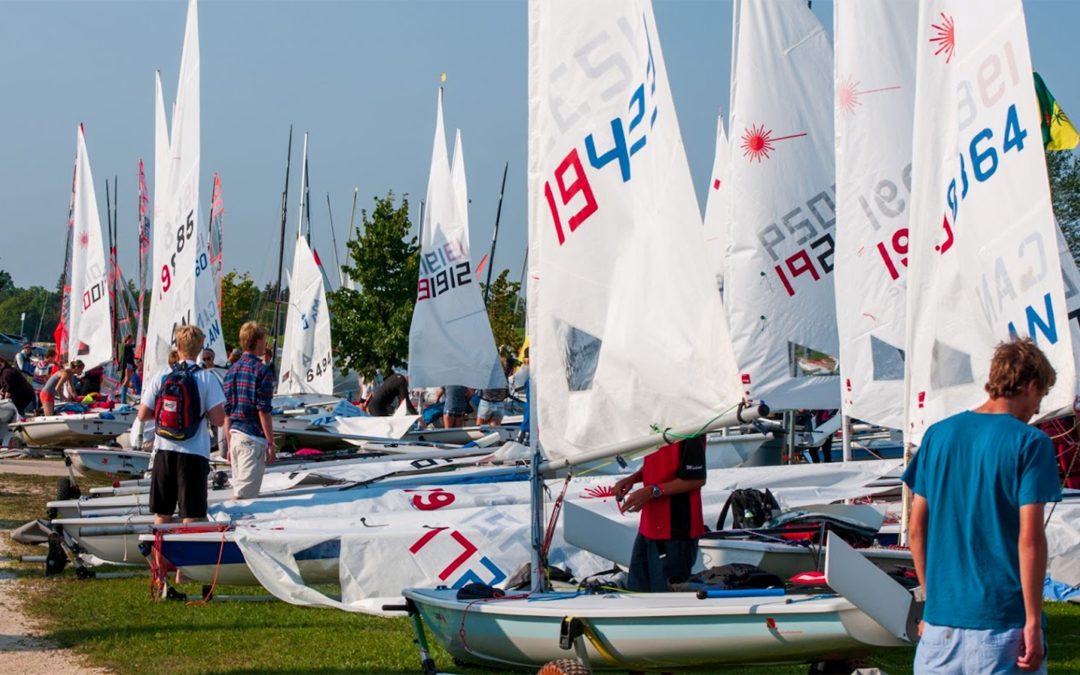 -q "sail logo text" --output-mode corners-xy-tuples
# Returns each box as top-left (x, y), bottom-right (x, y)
(161, 209), (195, 294)
(418, 239), (471, 302)
(939, 39), (1027, 252)
(976, 232), (1059, 345)
(305, 349), (332, 383)
(544, 14), (658, 246)
(757, 187), (837, 297)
